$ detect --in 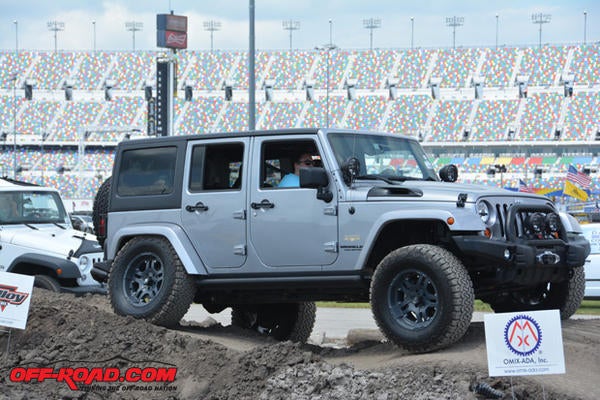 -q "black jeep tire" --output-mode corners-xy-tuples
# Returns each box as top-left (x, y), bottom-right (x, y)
(231, 302), (316, 343)
(489, 266), (585, 320)
(370, 244), (474, 353)
(108, 236), (196, 327)
(34, 275), (61, 292)
(92, 177), (111, 248)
